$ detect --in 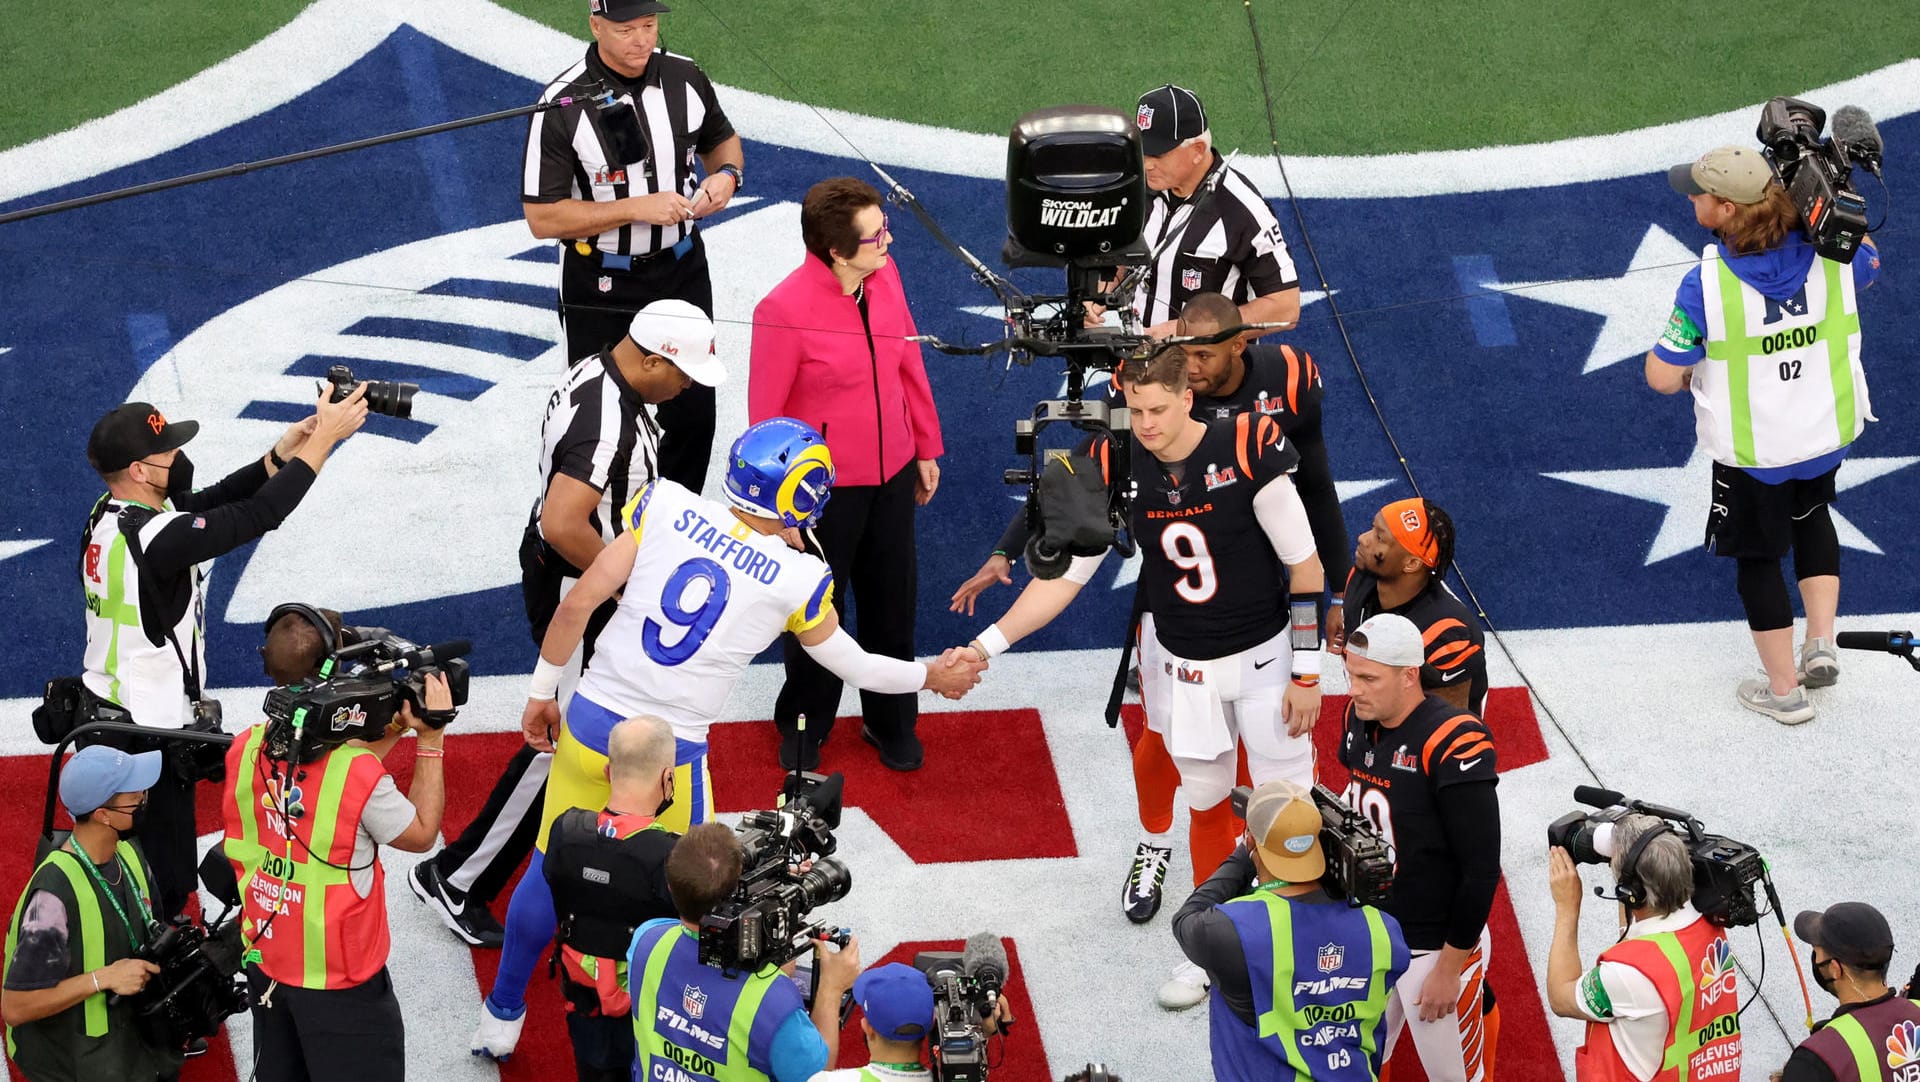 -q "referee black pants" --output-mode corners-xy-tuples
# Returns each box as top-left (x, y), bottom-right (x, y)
(559, 234), (716, 493)
(425, 531), (617, 906)
(775, 464), (920, 753)
(246, 967), (403, 1082)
